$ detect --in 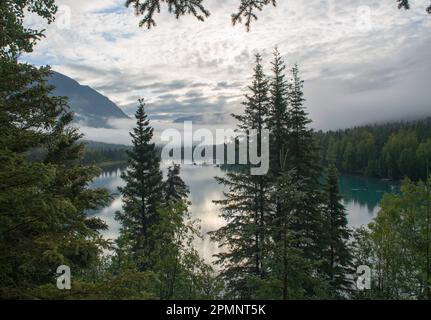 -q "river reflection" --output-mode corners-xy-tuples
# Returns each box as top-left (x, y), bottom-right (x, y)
(339, 174), (398, 227)
(89, 165), (398, 262)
